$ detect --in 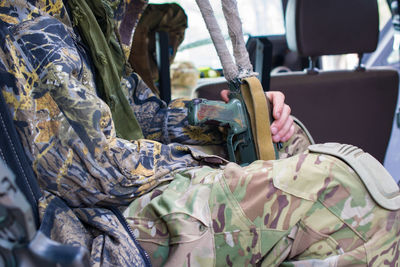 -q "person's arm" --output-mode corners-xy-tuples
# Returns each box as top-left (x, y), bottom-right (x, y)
(0, 16), (202, 208)
(126, 74), (225, 145)
(128, 73), (295, 146)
